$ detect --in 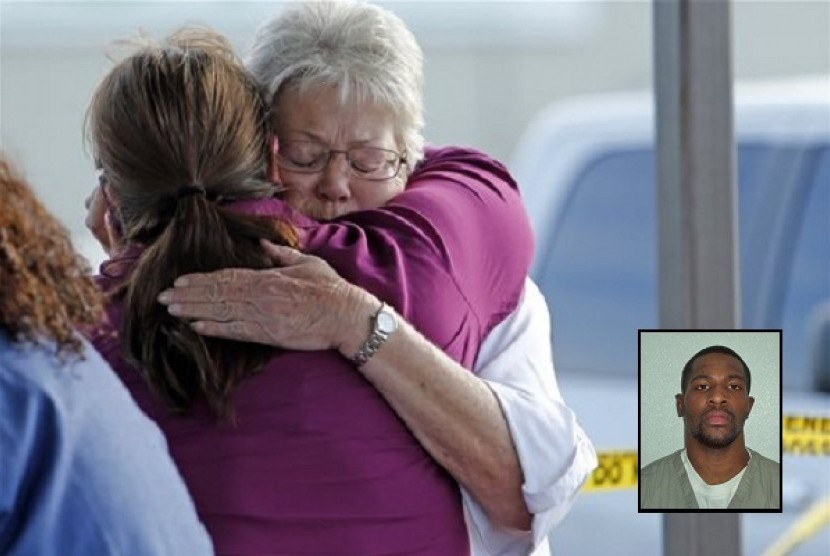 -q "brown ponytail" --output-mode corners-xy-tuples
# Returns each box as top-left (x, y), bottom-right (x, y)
(86, 28), (297, 417)
(121, 195), (296, 418)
